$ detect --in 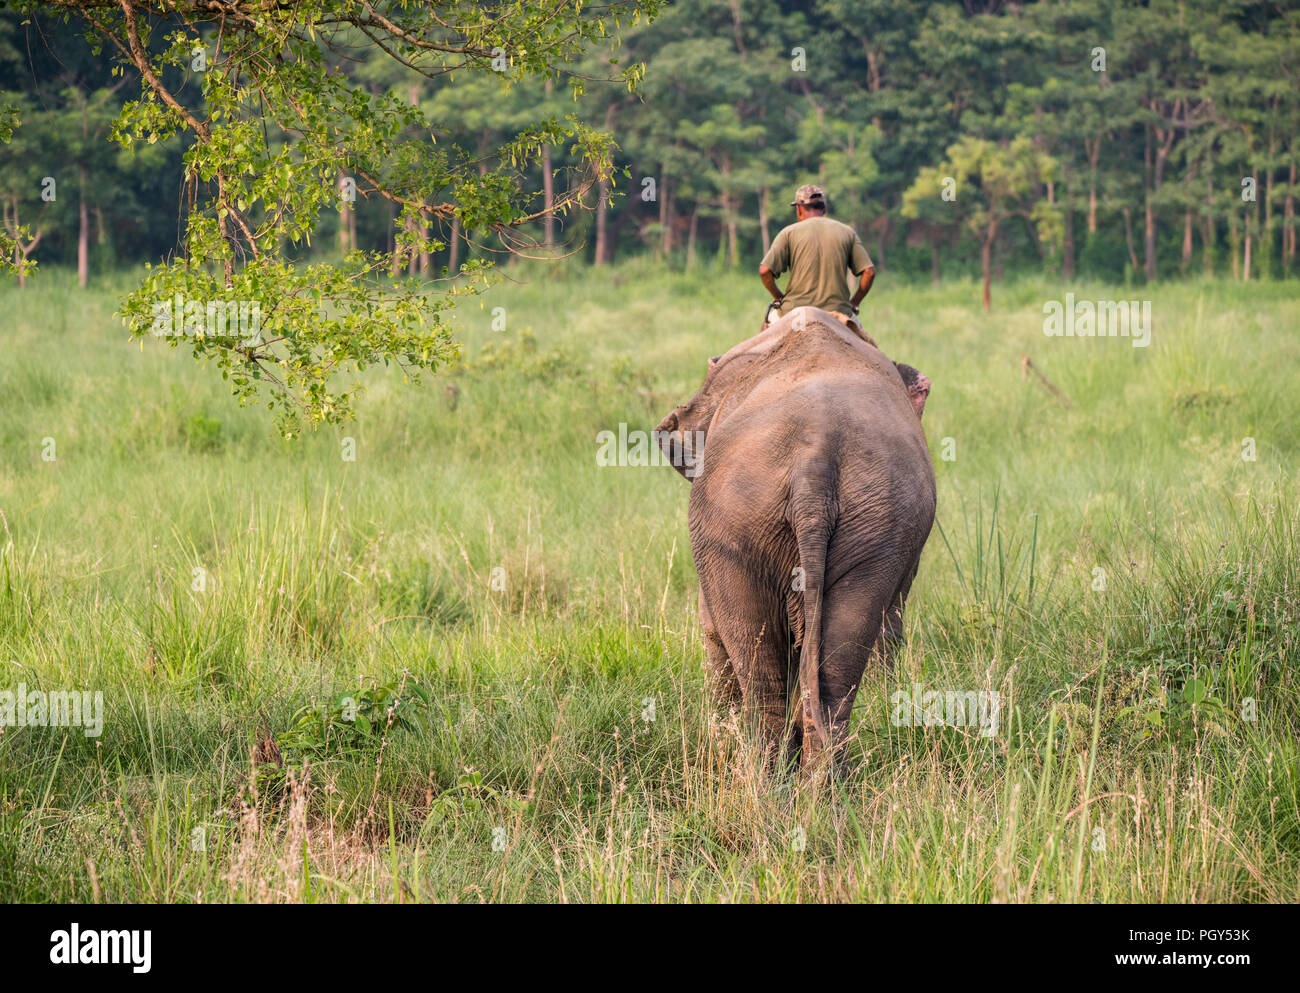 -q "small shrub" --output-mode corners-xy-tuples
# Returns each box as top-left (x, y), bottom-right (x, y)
(280, 679), (429, 760)
(182, 412), (224, 452)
